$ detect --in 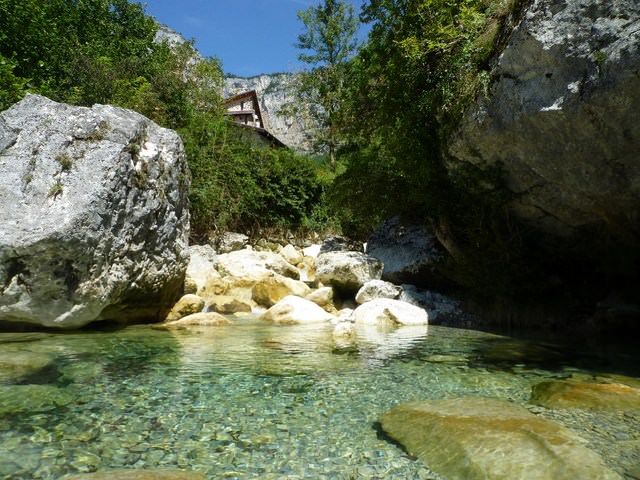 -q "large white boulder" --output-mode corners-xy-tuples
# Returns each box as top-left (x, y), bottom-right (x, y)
(355, 280), (402, 304)
(184, 245), (222, 296)
(315, 251), (383, 294)
(217, 249), (300, 281)
(279, 244), (304, 266)
(260, 295), (335, 325)
(252, 274), (311, 307)
(353, 298), (428, 326)
(0, 95), (190, 329)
